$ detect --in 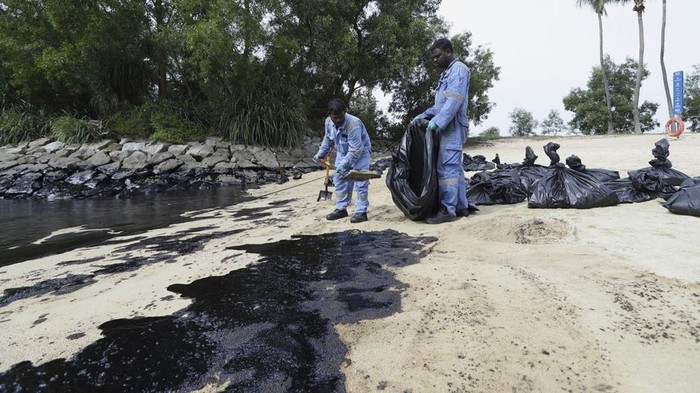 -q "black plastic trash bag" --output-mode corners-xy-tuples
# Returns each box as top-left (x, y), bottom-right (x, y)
(605, 170), (678, 203)
(386, 120), (440, 220)
(636, 139), (689, 187)
(515, 146), (550, 193)
(565, 155), (620, 183)
(463, 154), (496, 171)
(467, 168), (528, 205)
(663, 177), (700, 216)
